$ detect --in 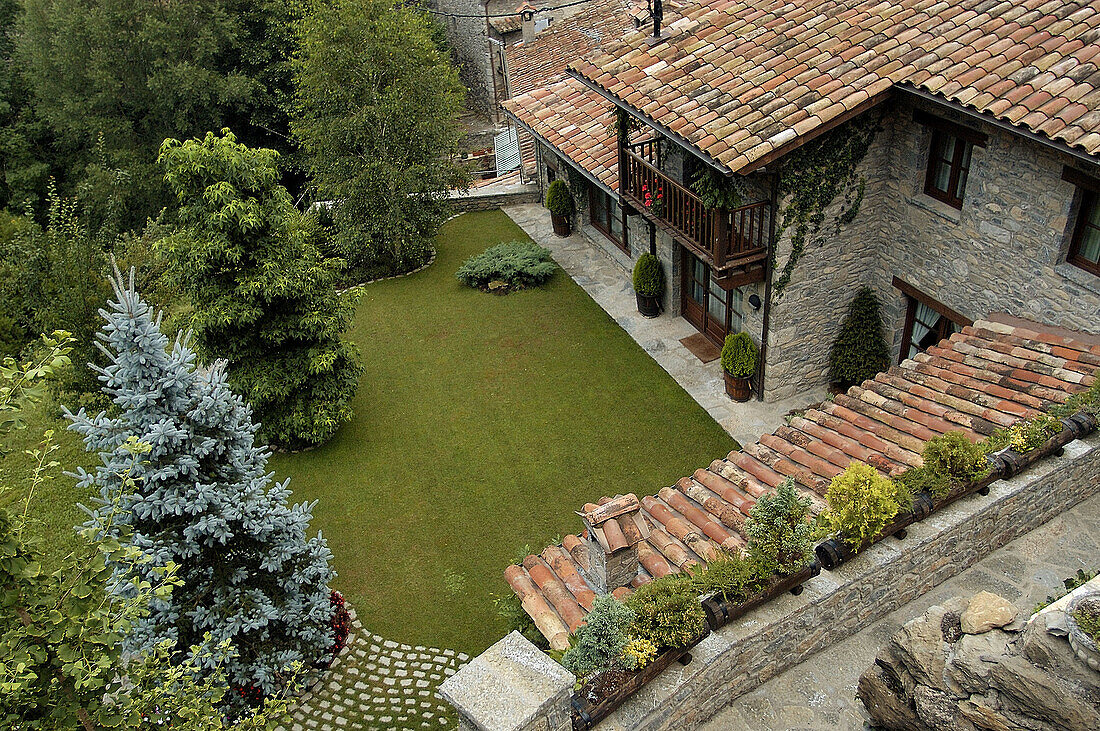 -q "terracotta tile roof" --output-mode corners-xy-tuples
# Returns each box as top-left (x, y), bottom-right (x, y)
(505, 0), (637, 100)
(570, 0), (1100, 173)
(503, 78), (620, 191)
(506, 317), (1100, 648)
